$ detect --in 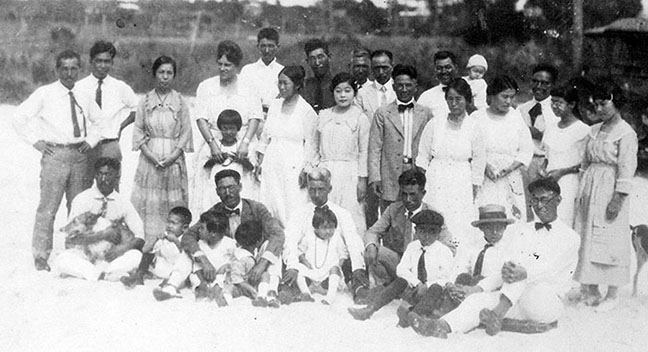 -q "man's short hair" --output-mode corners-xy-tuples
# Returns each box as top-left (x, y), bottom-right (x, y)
(200, 212), (229, 234)
(392, 64), (417, 80)
(235, 221), (263, 247)
(214, 169), (241, 185)
(307, 167), (332, 184)
(304, 38), (329, 56)
(312, 207), (338, 229)
(216, 109), (242, 131)
(370, 49), (393, 62)
(258, 27), (280, 43)
(433, 51), (457, 65)
(532, 63), (558, 83)
(410, 209), (444, 228)
(56, 50), (81, 68)
(398, 168), (426, 188)
(90, 40), (116, 60)
(94, 157), (120, 172)
(528, 177), (561, 195)
(351, 47), (371, 60)
(169, 206), (192, 225)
